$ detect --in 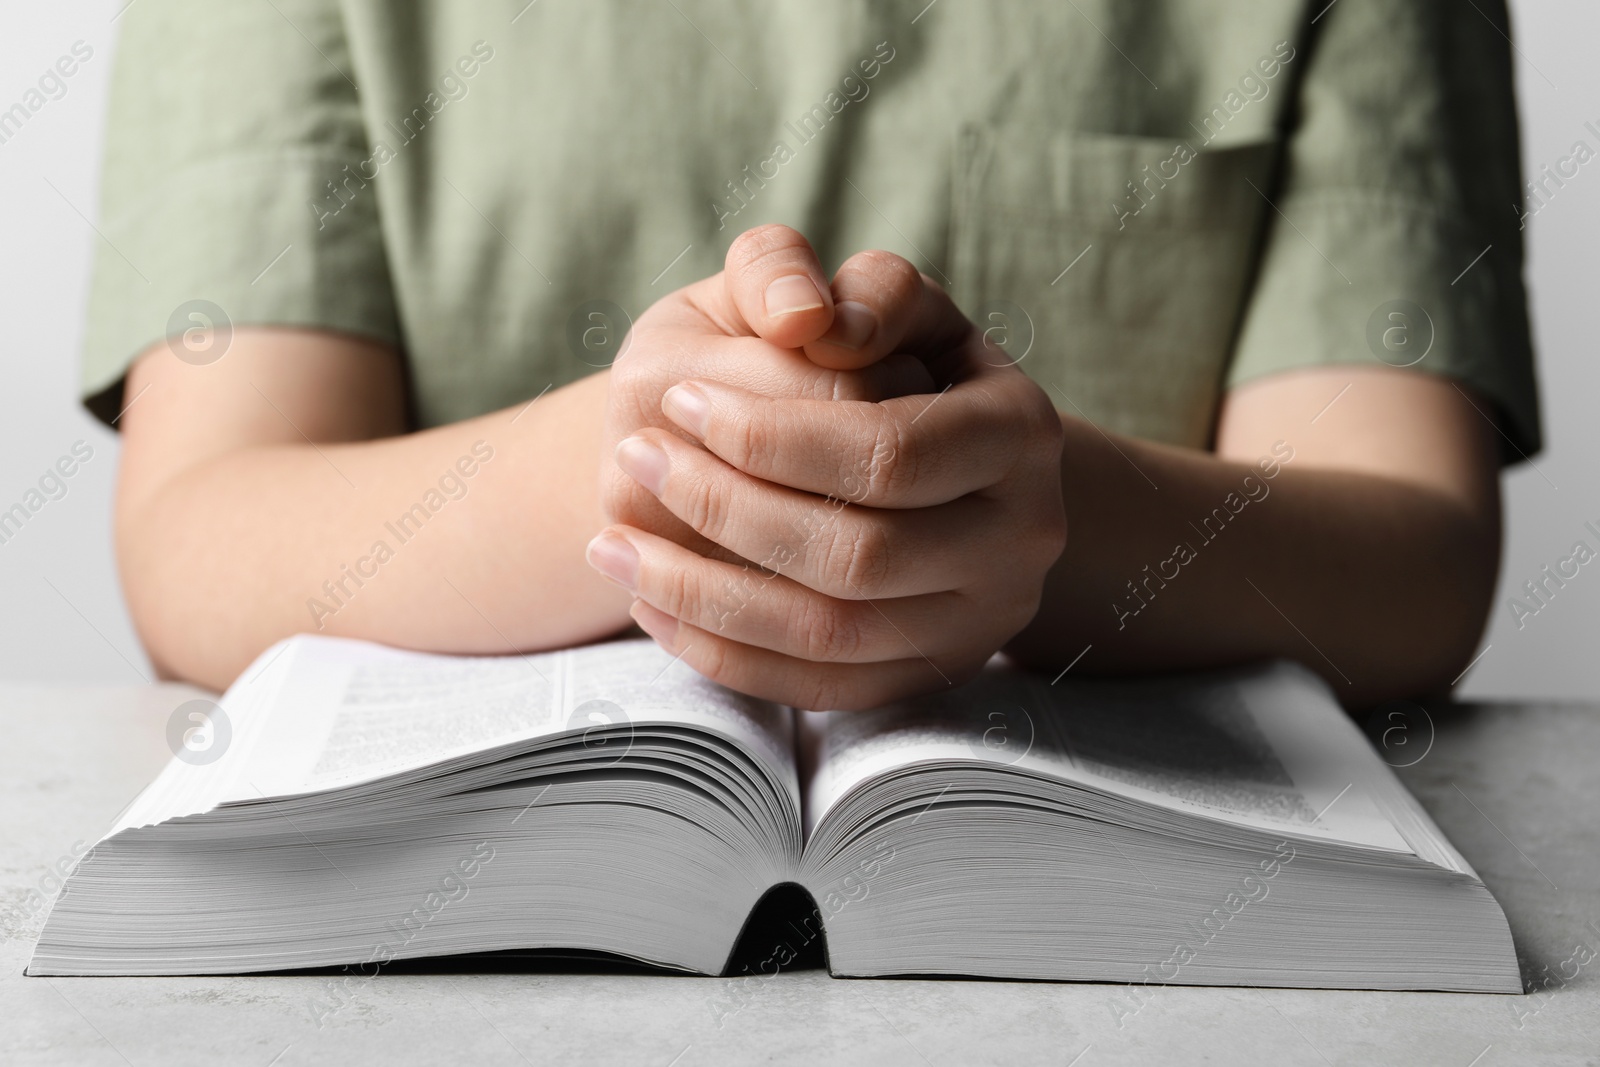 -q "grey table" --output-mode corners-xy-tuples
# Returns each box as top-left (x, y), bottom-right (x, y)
(2, 683), (1596, 1066)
